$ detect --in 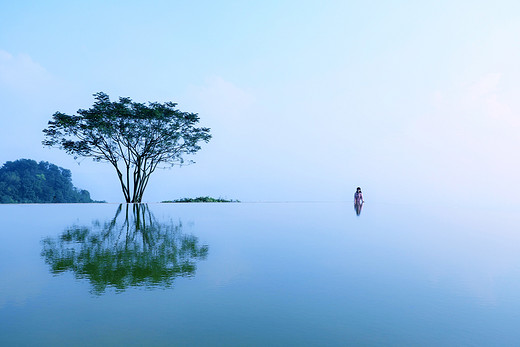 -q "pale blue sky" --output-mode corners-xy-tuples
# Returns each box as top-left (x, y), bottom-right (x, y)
(1, 1), (519, 204)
